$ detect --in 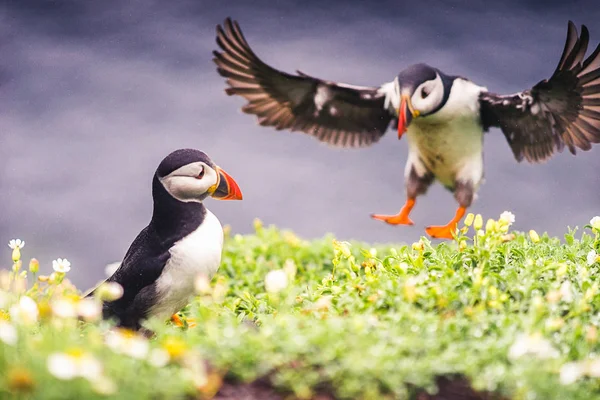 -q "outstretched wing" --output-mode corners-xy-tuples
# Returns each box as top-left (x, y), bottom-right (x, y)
(213, 18), (394, 148)
(479, 21), (600, 163)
